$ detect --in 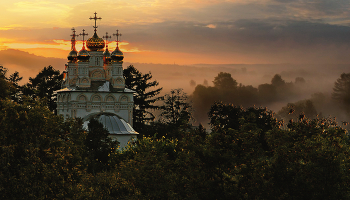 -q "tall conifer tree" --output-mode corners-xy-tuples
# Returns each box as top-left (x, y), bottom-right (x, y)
(123, 65), (163, 132)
